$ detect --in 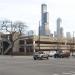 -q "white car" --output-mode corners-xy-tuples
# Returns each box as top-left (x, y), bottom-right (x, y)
(49, 51), (56, 57)
(33, 51), (49, 60)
